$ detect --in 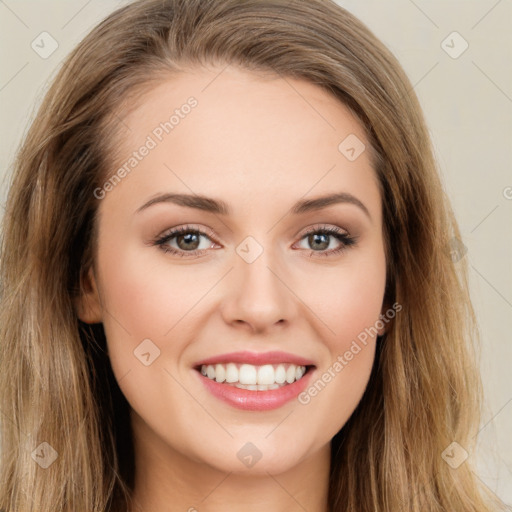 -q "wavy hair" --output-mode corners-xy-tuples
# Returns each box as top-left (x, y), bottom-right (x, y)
(0, 0), (507, 510)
